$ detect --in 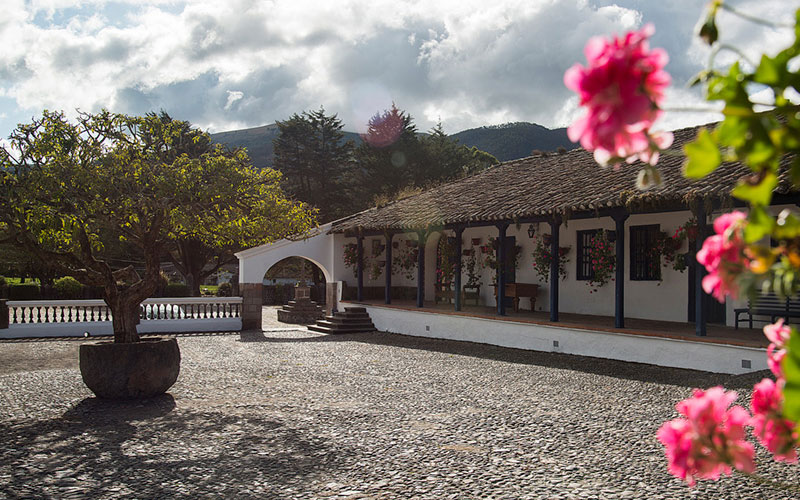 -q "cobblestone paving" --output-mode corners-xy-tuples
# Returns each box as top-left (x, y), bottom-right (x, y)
(1, 306), (797, 499)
